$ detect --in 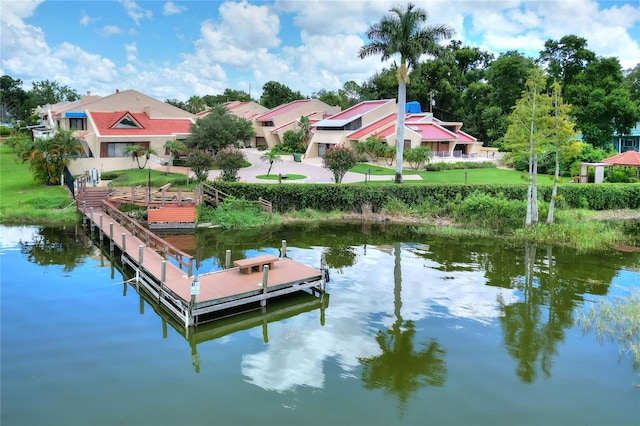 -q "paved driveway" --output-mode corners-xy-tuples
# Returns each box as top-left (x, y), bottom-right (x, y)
(214, 148), (421, 184)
